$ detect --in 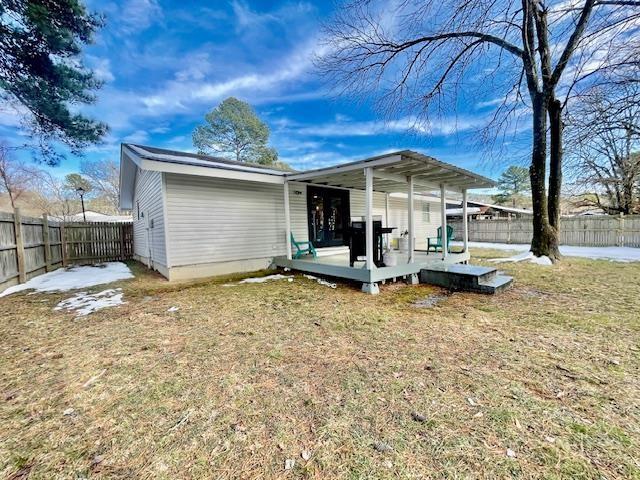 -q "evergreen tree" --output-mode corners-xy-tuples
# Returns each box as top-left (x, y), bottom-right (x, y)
(493, 166), (530, 207)
(193, 97), (280, 165)
(0, 0), (108, 164)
